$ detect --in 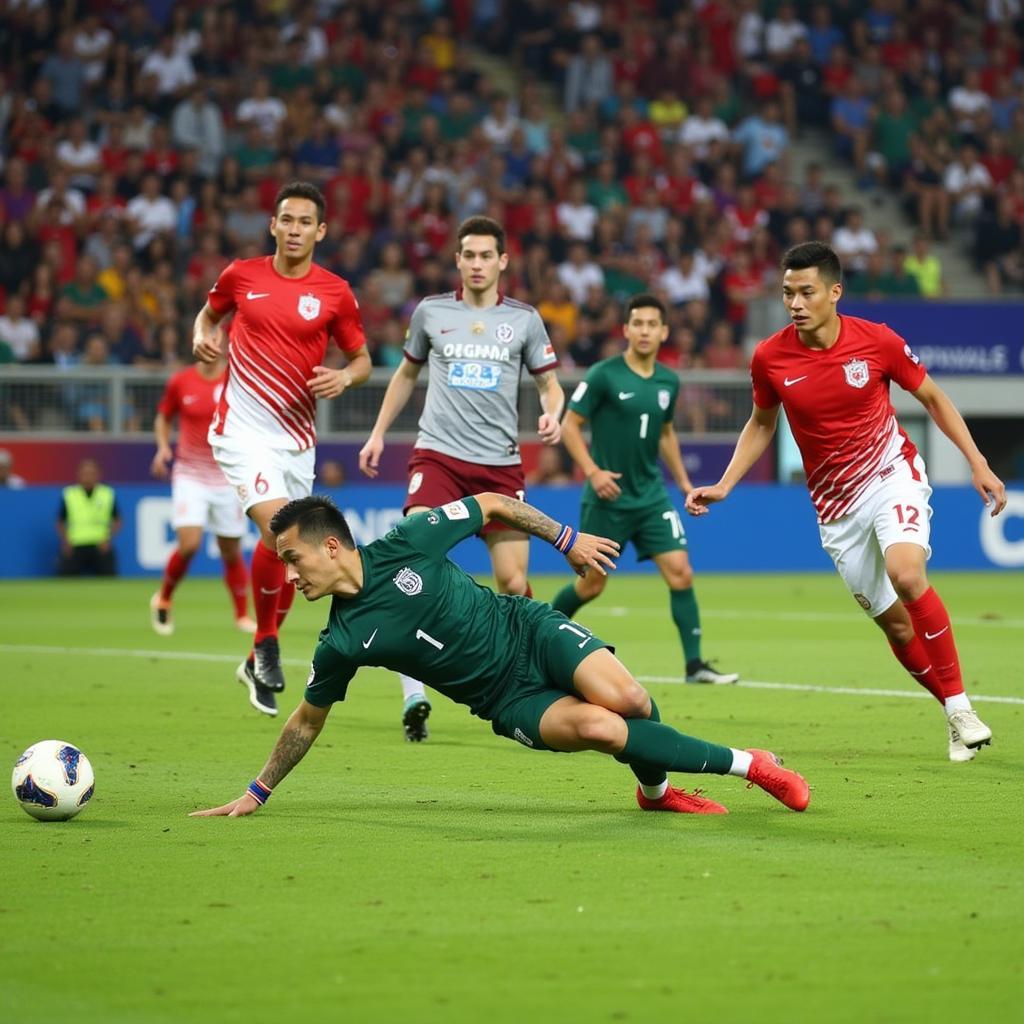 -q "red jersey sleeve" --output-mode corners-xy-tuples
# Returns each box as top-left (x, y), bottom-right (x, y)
(331, 281), (367, 354)
(879, 323), (928, 393)
(750, 343), (780, 409)
(157, 370), (182, 418)
(207, 259), (241, 317)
